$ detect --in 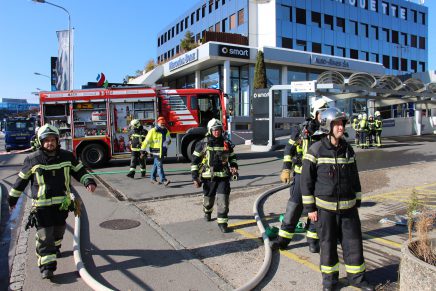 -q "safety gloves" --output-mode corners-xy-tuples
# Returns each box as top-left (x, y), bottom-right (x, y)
(280, 169), (292, 184)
